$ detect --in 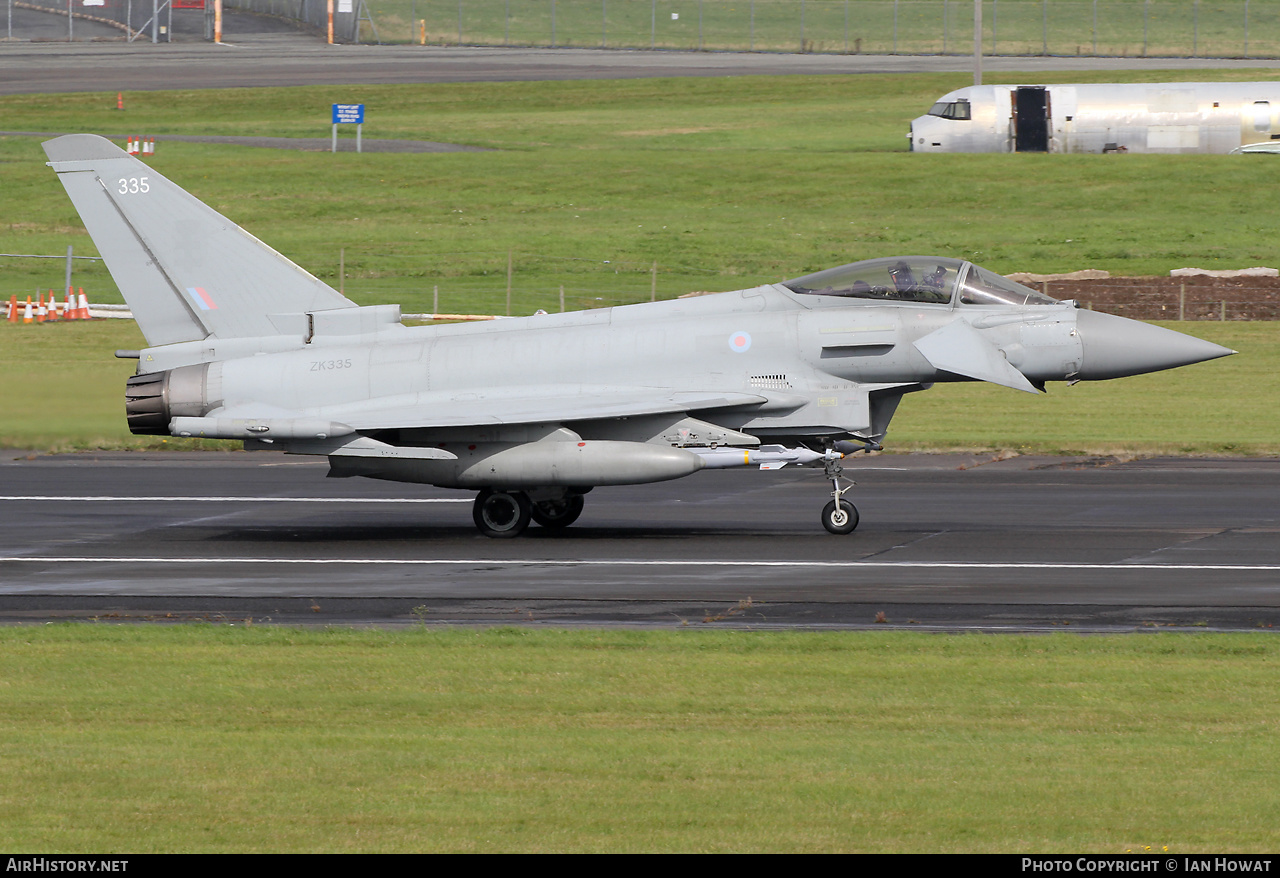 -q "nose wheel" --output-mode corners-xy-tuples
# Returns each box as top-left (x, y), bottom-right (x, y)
(820, 447), (859, 535)
(822, 498), (859, 534)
